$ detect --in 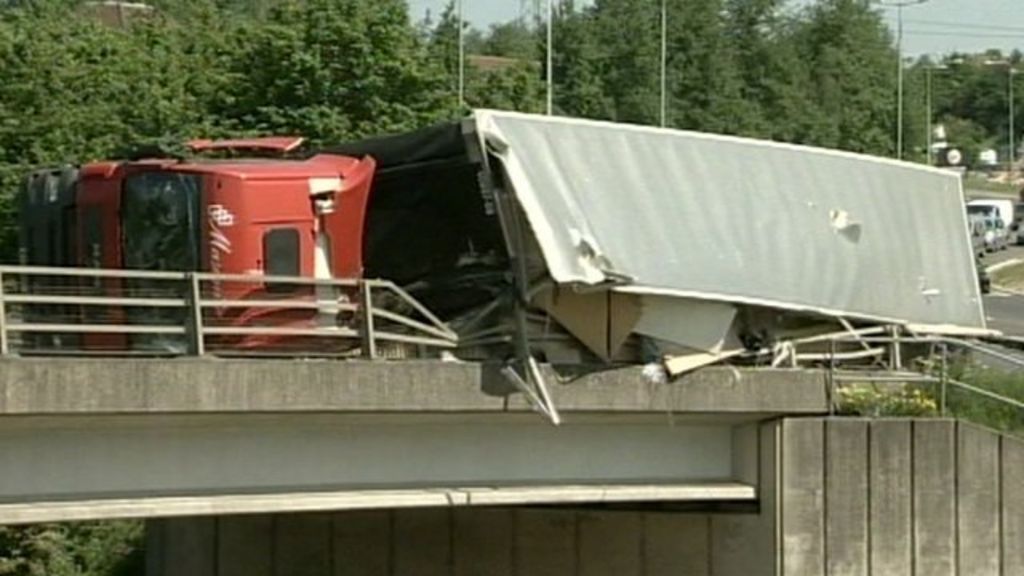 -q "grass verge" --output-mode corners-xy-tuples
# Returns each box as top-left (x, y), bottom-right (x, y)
(991, 260), (1024, 292)
(837, 362), (1023, 436)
